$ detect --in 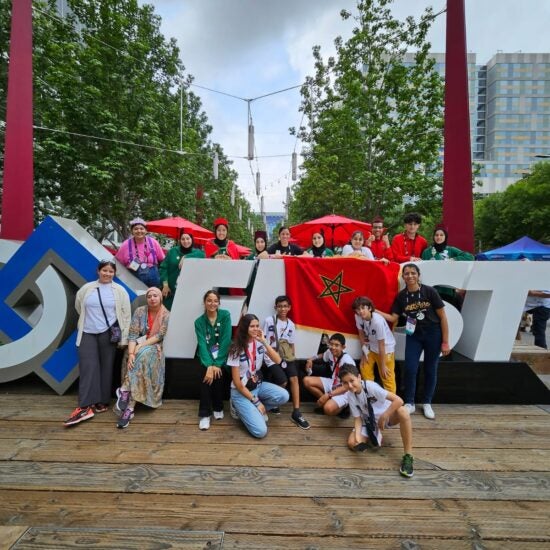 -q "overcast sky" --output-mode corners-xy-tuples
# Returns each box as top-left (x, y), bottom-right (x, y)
(145, 0), (550, 213)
